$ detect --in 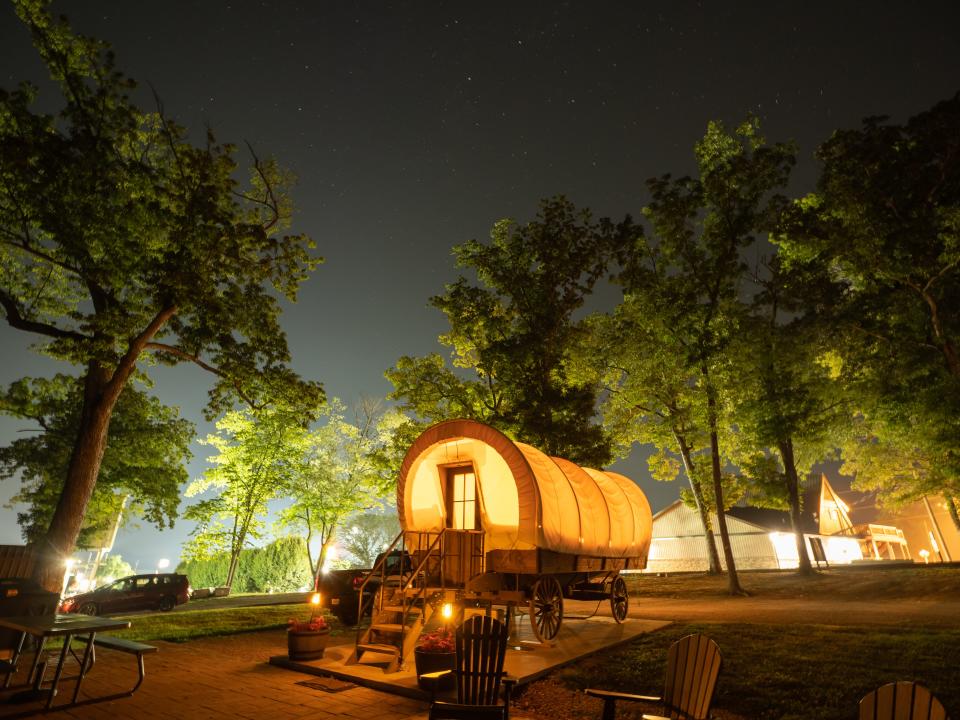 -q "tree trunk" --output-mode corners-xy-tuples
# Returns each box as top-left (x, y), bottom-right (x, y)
(778, 438), (814, 575)
(945, 494), (960, 533)
(31, 309), (176, 593)
(225, 550), (240, 590)
(674, 430), (722, 574)
(702, 369), (746, 596)
(304, 514), (319, 591)
(33, 365), (116, 592)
